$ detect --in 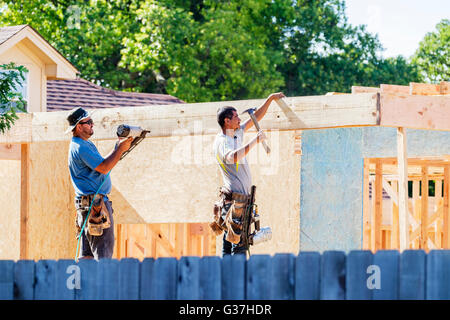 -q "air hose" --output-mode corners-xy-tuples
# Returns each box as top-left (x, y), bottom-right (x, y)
(74, 171), (111, 262)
